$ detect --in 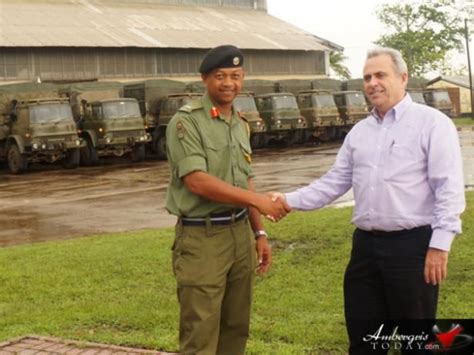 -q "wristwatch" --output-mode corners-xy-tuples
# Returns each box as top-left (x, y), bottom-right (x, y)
(254, 230), (268, 239)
